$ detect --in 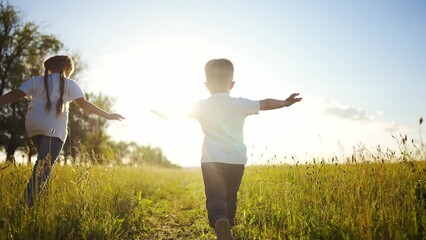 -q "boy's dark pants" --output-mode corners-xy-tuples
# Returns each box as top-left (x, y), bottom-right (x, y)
(201, 162), (245, 228)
